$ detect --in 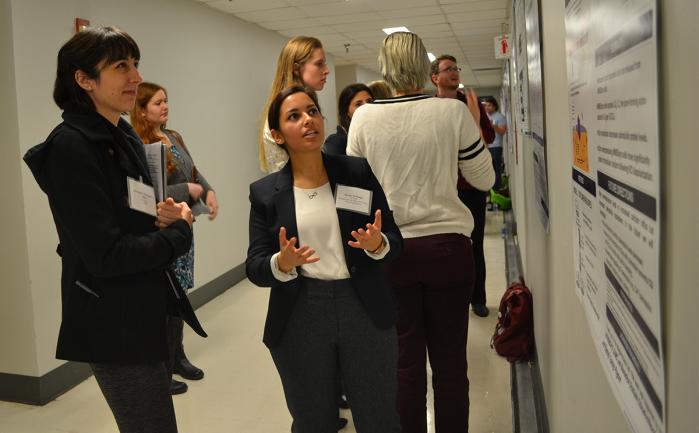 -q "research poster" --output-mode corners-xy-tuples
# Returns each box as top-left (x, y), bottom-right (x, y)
(524, 0), (549, 229)
(512, 0), (529, 134)
(565, 0), (664, 432)
(501, 60), (516, 163)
